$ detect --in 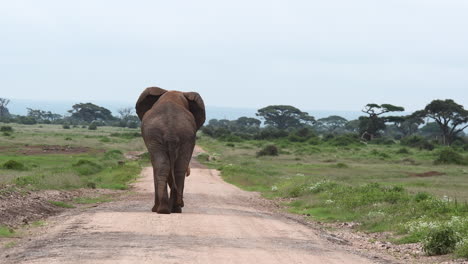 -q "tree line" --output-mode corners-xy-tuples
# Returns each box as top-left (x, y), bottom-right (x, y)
(202, 99), (468, 147)
(0, 98), (139, 128)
